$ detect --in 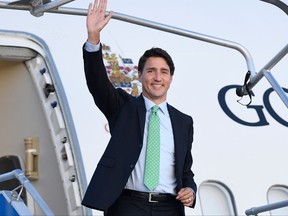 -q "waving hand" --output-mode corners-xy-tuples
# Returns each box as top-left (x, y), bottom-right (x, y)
(87, 0), (112, 45)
